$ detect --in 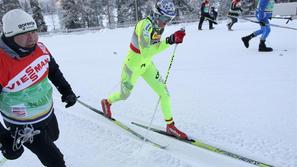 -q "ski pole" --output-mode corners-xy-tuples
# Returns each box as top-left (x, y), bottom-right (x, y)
(164, 27), (185, 84)
(141, 28), (184, 147)
(228, 15), (297, 31)
(243, 15), (293, 23)
(271, 16), (293, 24)
(205, 16), (218, 25)
(164, 43), (178, 84)
(242, 17), (297, 30)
